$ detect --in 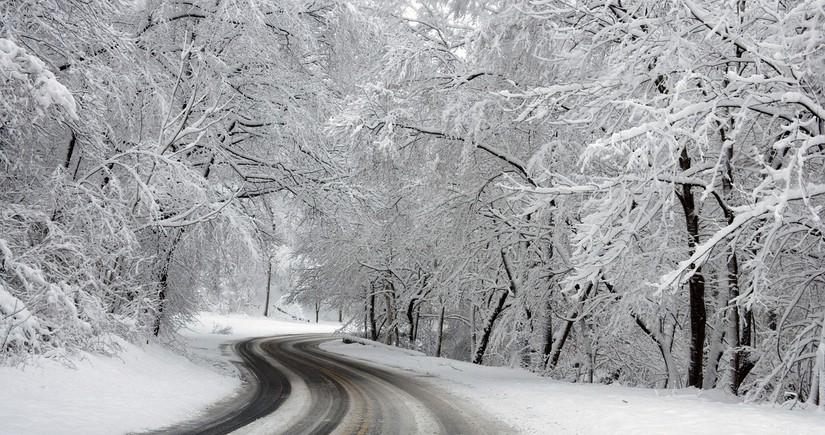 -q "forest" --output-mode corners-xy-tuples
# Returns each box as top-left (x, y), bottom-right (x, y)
(1, 0), (824, 407)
